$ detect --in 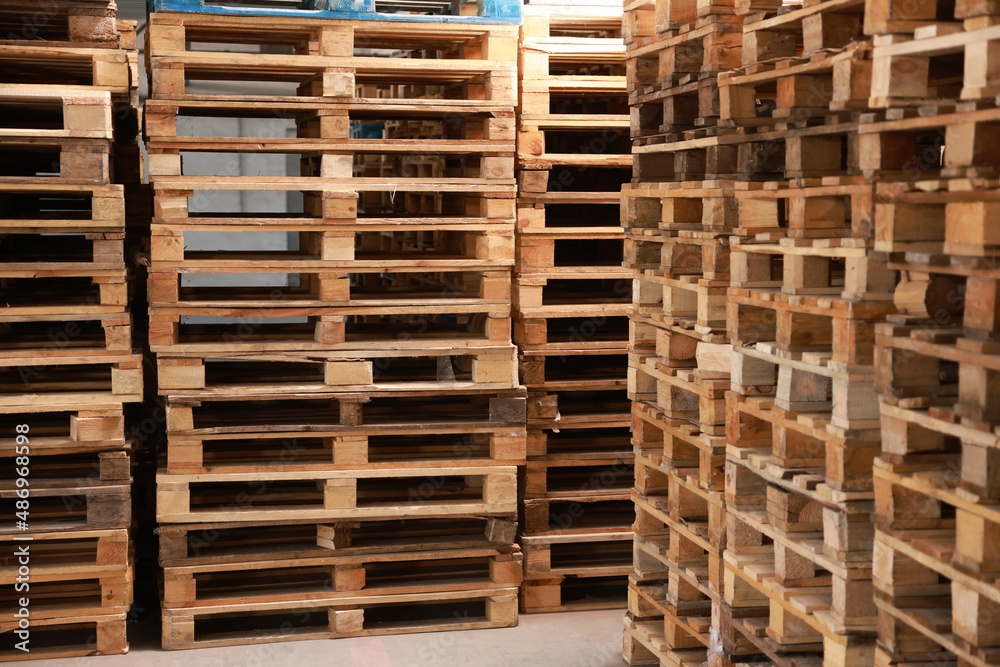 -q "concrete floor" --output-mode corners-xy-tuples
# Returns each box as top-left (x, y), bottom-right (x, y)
(31, 609), (626, 667)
